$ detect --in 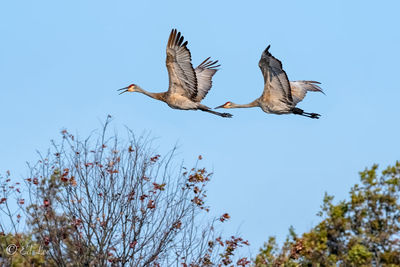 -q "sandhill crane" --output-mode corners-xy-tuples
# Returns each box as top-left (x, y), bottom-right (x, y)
(215, 45), (324, 119)
(118, 29), (232, 118)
